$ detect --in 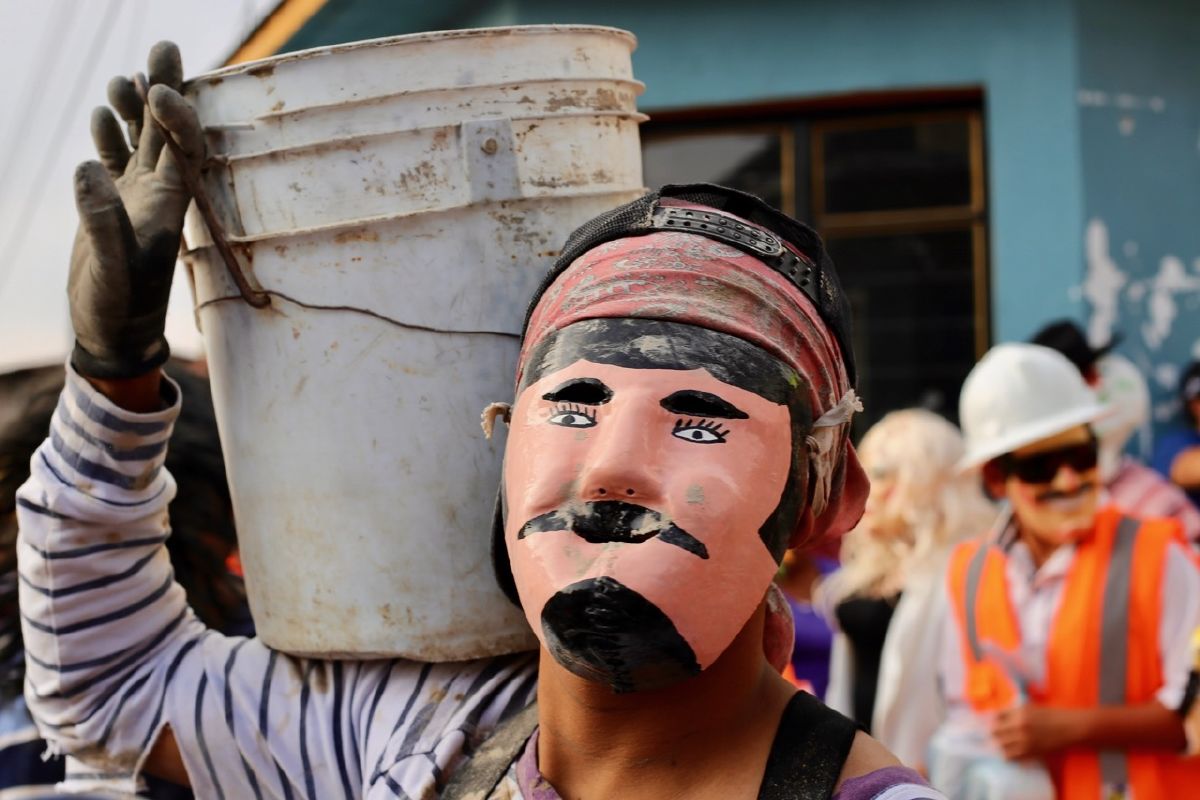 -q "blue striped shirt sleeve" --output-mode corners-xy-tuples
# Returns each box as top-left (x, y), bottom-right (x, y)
(17, 365), (539, 798)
